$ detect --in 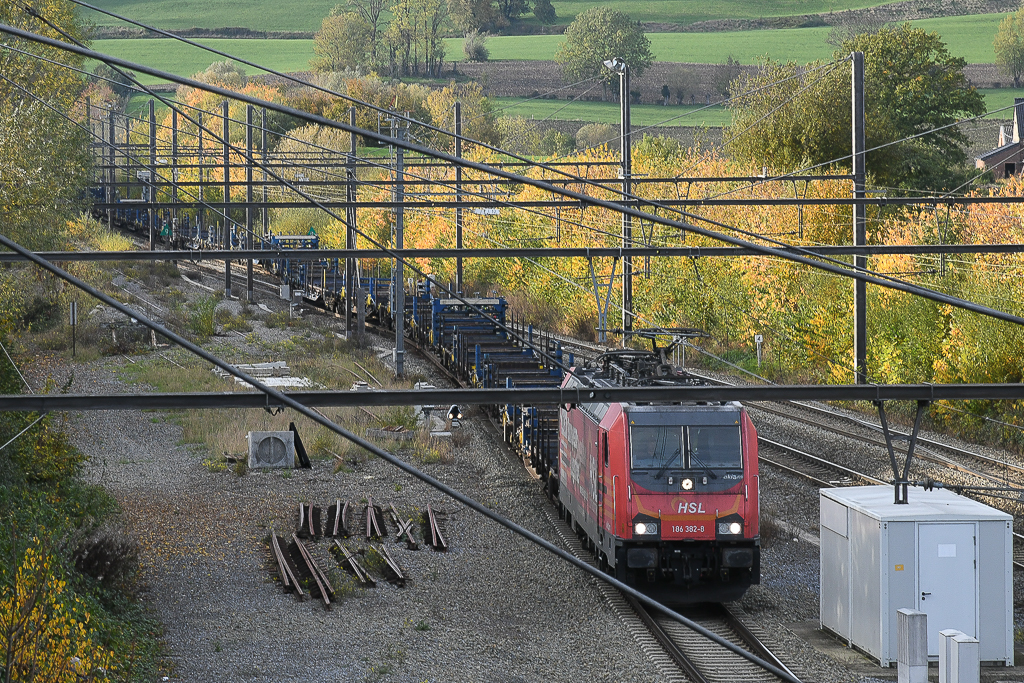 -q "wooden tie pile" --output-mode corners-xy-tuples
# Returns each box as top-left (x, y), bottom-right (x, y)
(269, 498), (449, 608)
